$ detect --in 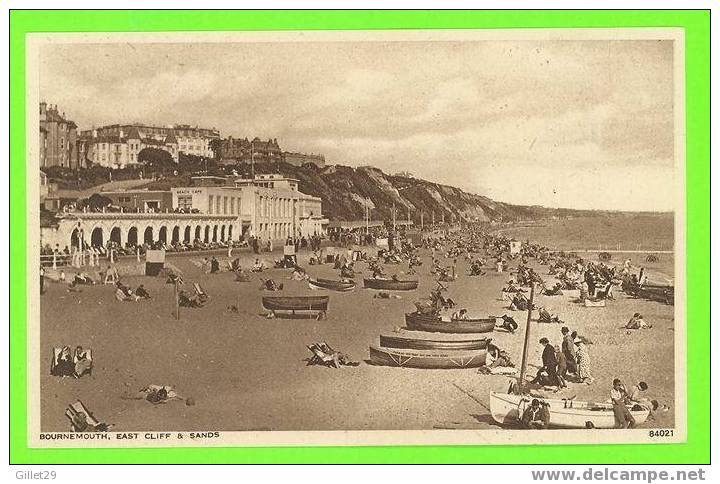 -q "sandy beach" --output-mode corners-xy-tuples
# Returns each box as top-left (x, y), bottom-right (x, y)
(39, 236), (676, 433)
